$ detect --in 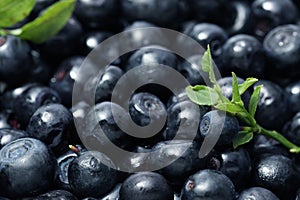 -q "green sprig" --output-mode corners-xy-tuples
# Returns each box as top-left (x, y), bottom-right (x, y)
(186, 45), (300, 152)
